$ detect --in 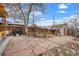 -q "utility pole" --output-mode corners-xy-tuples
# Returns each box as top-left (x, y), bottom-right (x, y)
(76, 6), (79, 29)
(53, 13), (56, 26)
(33, 6), (35, 25)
